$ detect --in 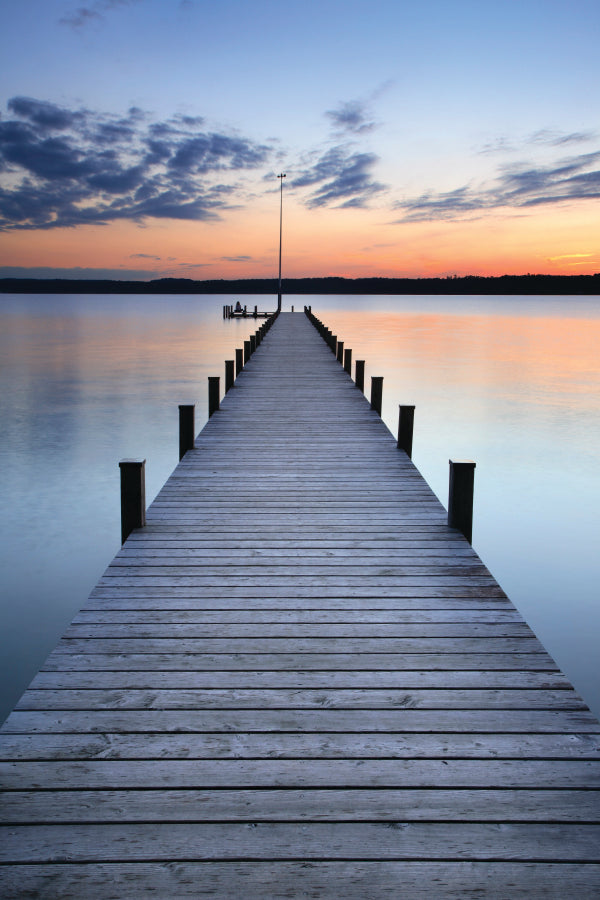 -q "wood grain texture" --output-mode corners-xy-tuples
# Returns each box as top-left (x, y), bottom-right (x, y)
(1, 310), (599, 896)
